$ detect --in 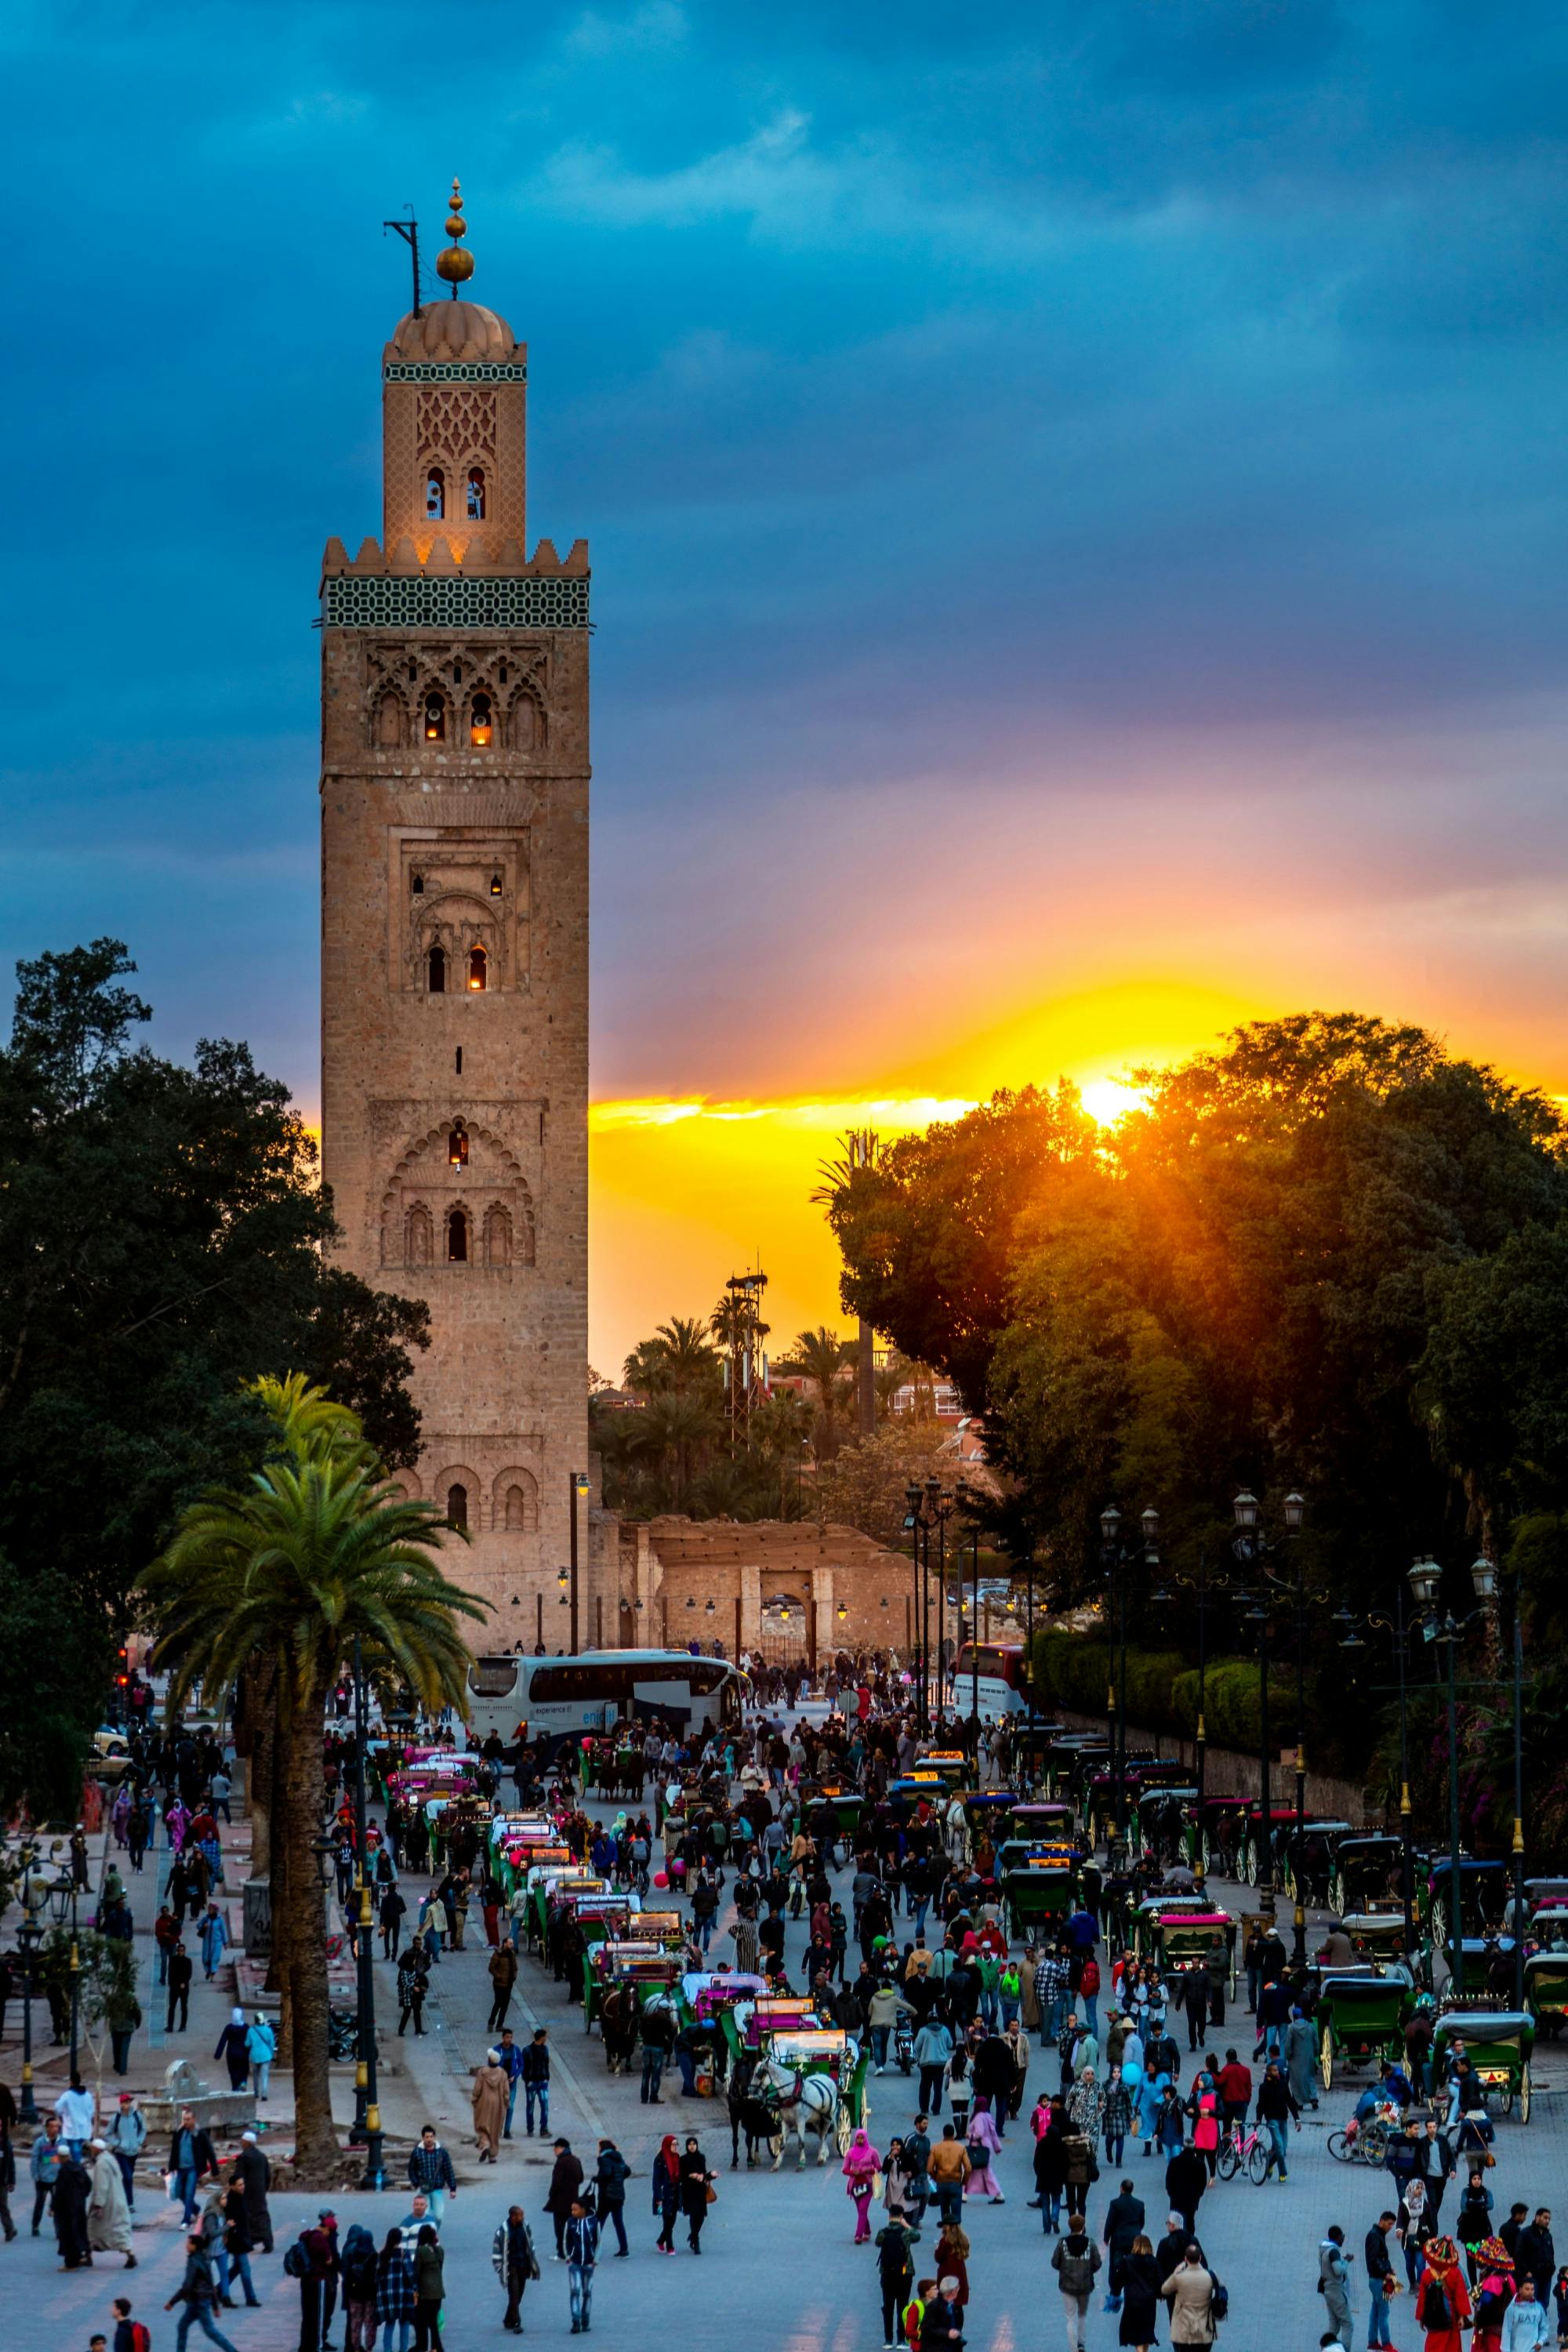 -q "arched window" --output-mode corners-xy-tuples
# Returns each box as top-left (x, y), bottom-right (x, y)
(467, 945), (488, 992)
(503, 1480), (539, 1532)
(489, 871), (503, 896)
(446, 1207), (470, 1262)
(426, 943), (446, 993)
(426, 467), (445, 521)
(485, 1203), (512, 1266)
(448, 1122), (469, 1167)
(466, 466), (486, 521)
(446, 1483), (468, 1528)
(411, 871), (424, 895)
(405, 1202), (434, 1265)
(509, 696), (537, 753)
(376, 692), (403, 748)
(423, 692), (446, 742)
(469, 691), (493, 748)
